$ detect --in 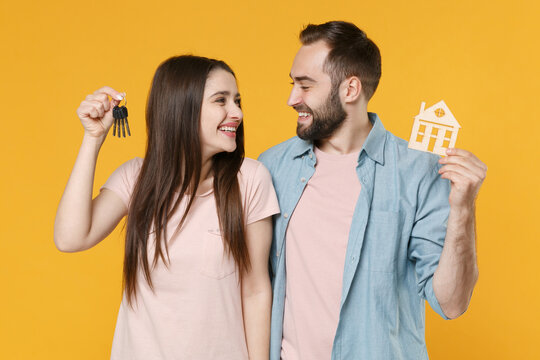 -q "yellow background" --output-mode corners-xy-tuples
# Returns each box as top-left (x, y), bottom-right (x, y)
(1, 0), (538, 358)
